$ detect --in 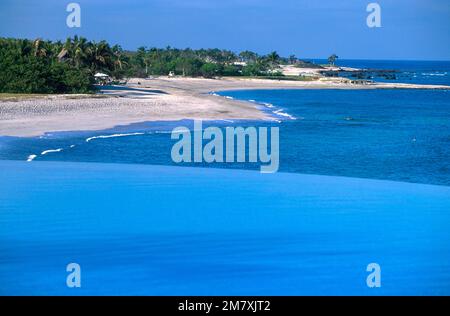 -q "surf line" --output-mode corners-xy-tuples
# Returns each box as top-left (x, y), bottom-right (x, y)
(26, 148), (63, 162)
(26, 154), (37, 162)
(41, 148), (63, 155)
(85, 132), (145, 143)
